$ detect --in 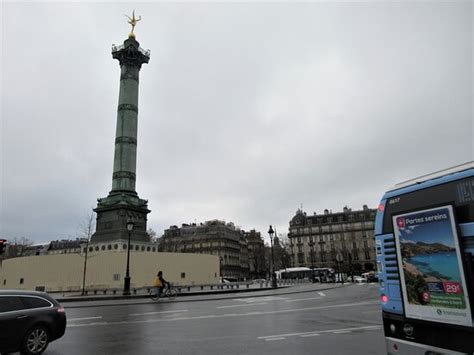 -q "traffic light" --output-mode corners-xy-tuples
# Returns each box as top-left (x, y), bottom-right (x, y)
(0, 239), (6, 255)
